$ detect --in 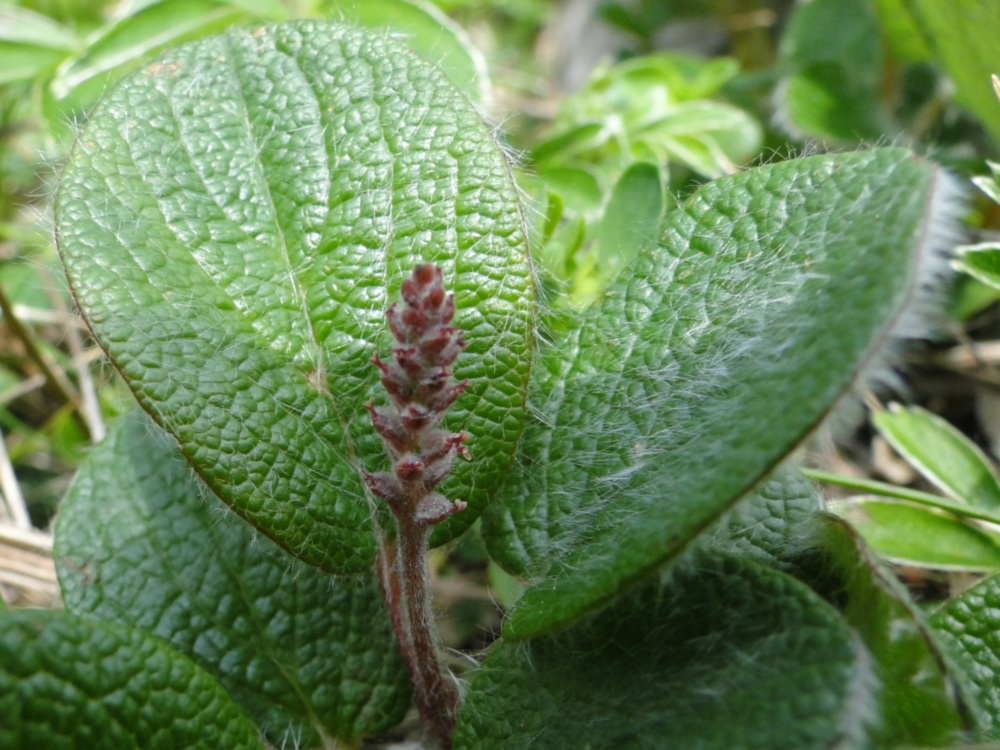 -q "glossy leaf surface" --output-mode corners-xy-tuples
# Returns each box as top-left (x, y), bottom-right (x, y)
(56, 21), (534, 573)
(834, 499), (1000, 571)
(955, 243), (1000, 291)
(874, 403), (1000, 510)
(327, 0), (490, 104)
